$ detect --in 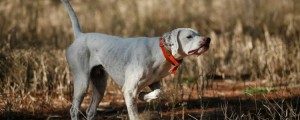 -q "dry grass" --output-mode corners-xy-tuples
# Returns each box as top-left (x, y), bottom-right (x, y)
(0, 0), (300, 119)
